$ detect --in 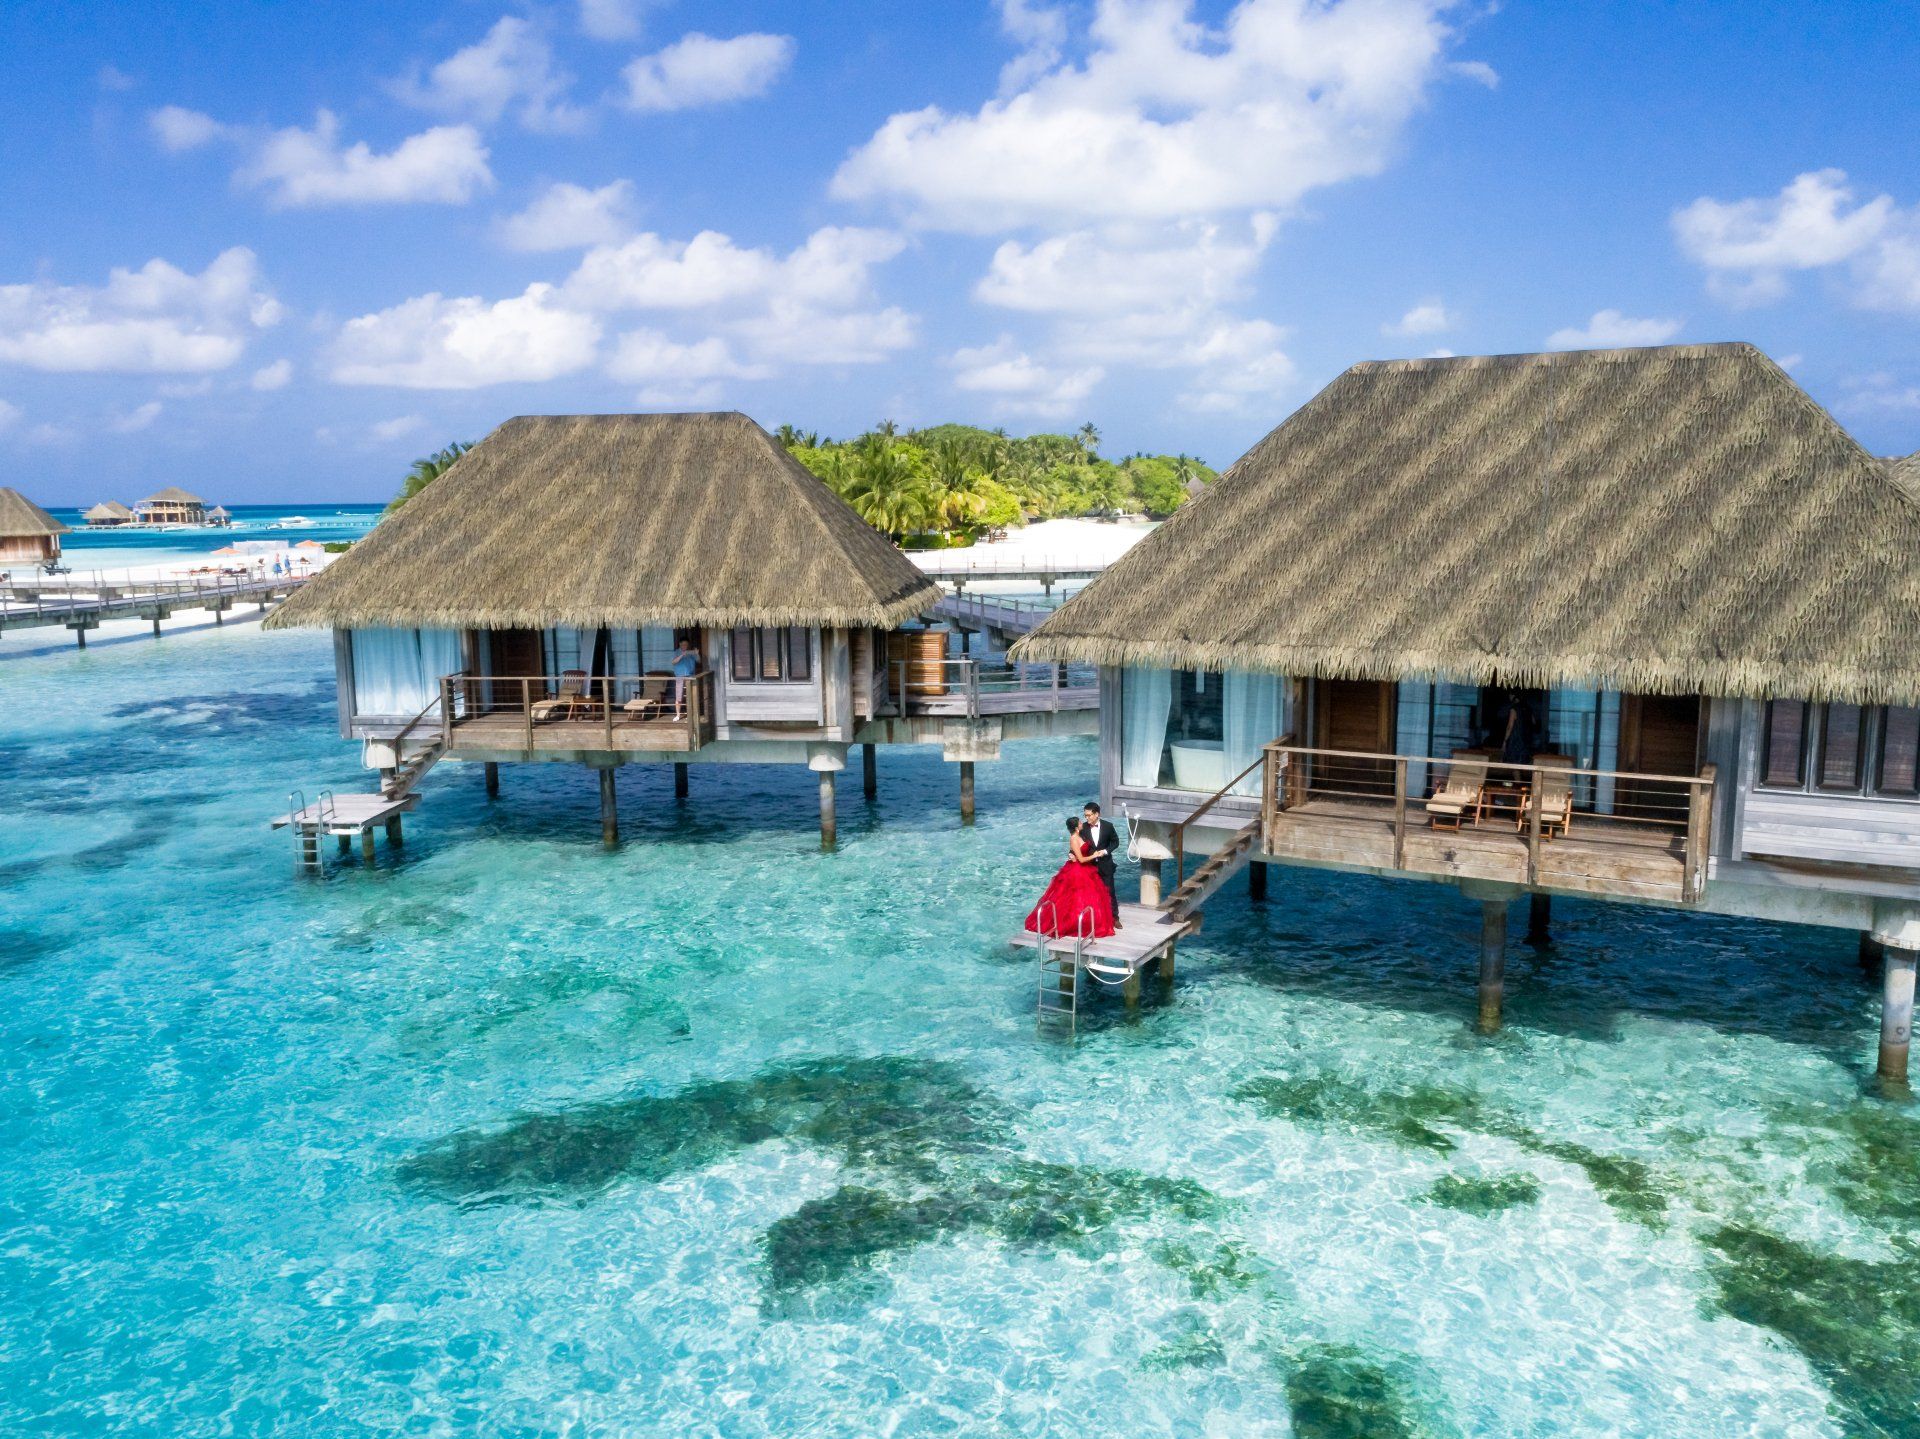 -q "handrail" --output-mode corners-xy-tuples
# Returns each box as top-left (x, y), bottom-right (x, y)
(1260, 740), (1716, 790)
(443, 669), (716, 752)
(1171, 752), (1270, 892)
